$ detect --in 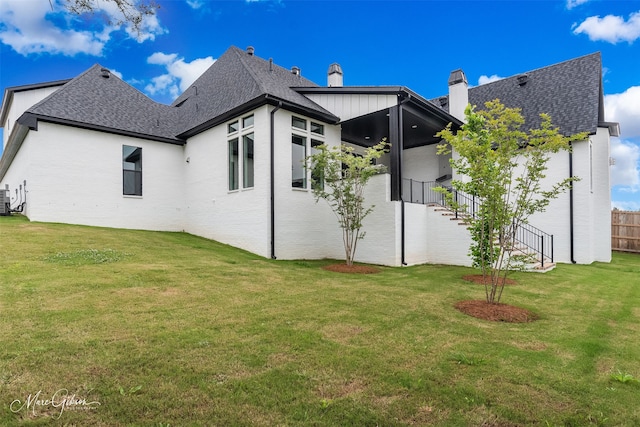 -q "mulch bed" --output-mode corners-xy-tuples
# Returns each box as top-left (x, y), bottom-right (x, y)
(463, 274), (517, 286)
(455, 300), (539, 323)
(322, 264), (382, 274)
